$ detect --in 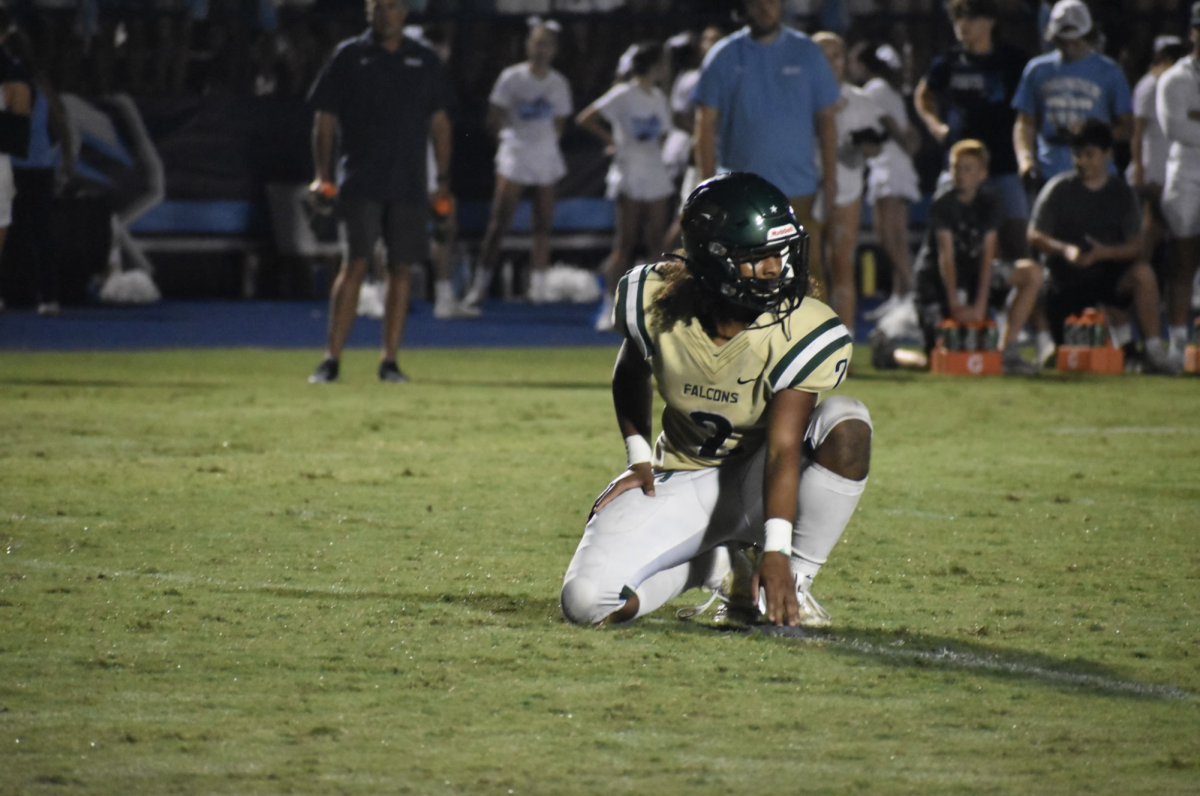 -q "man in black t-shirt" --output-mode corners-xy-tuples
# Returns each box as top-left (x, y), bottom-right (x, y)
(306, 0), (453, 384)
(1028, 120), (1179, 374)
(872, 140), (1043, 375)
(915, 0), (1029, 260)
